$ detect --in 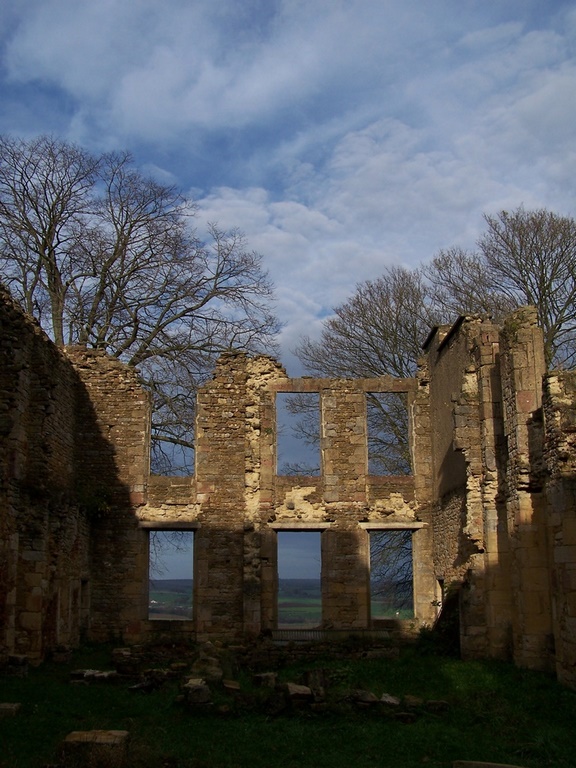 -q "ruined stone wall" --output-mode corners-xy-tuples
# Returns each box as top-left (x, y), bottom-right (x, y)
(543, 371), (576, 687)
(5, 280), (576, 687)
(65, 348), (150, 645)
(426, 308), (556, 672)
(0, 287), (89, 661)
(499, 308), (552, 671)
(425, 318), (493, 656)
(0, 287), (151, 659)
(138, 352), (437, 640)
